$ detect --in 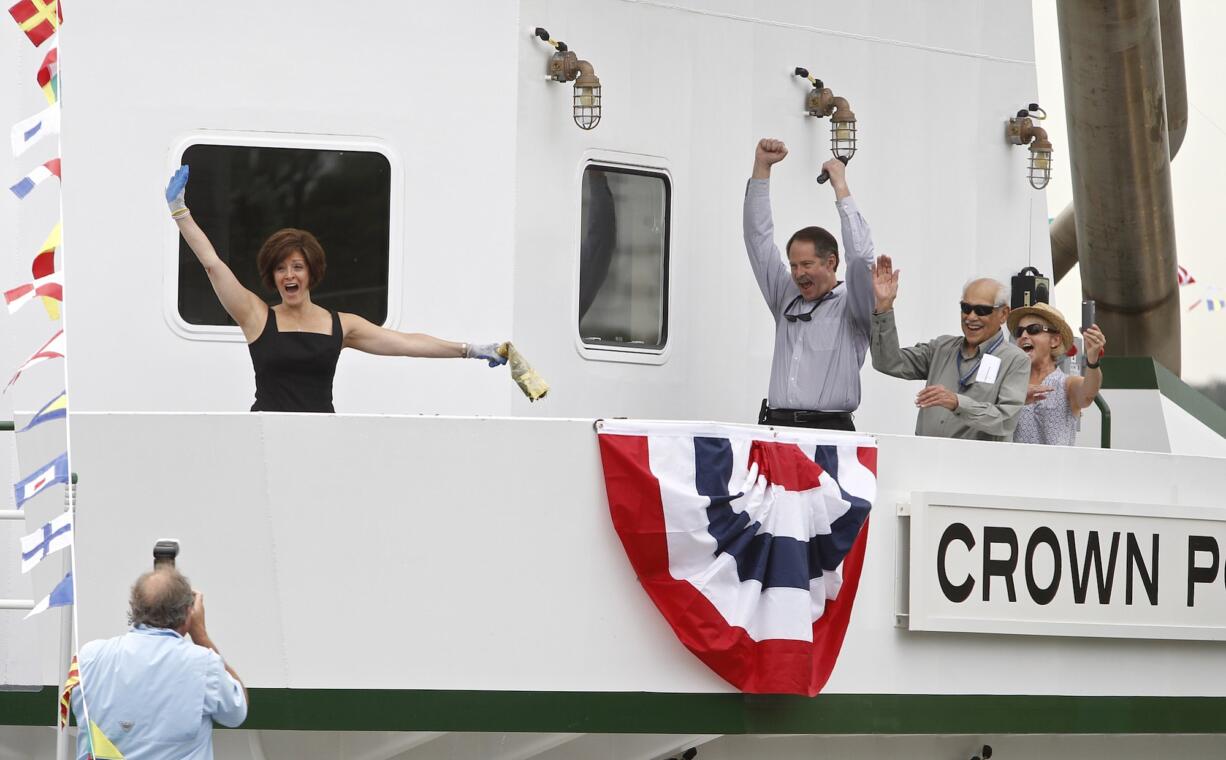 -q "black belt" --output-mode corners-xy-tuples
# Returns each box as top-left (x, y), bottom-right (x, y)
(758, 400), (853, 425)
